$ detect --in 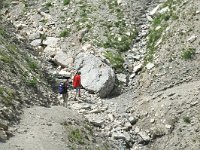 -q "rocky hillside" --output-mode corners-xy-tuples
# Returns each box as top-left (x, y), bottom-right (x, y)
(0, 0), (200, 149)
(0, 19), (57, 141)
(134, 0), (200, 149)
